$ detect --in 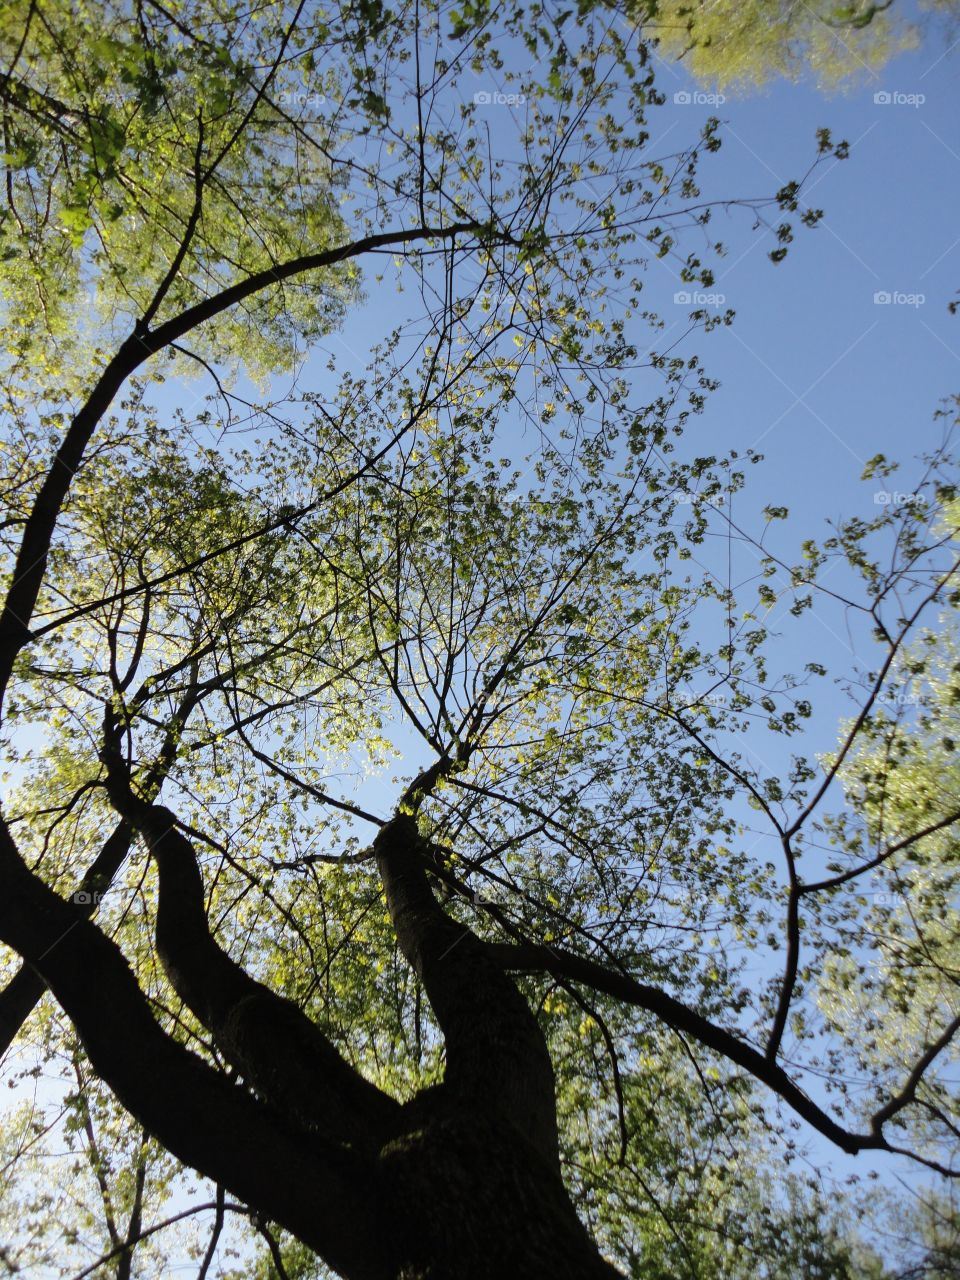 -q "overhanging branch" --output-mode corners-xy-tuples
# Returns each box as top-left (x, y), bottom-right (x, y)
(485, 935), (958, 1169)
(0, 218), (499, 706)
